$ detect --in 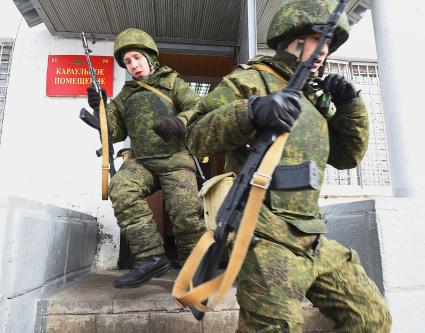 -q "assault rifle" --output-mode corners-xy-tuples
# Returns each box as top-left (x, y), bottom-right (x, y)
(180, 0), (349, 320)
(79, 32), (116, 189)
(80, 107), (116, 177)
